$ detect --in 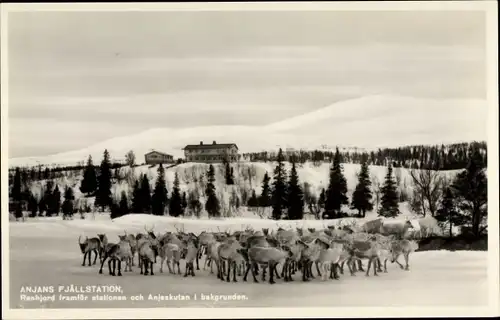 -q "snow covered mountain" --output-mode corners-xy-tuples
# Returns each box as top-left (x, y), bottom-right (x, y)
(8, 94), (487, 167)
